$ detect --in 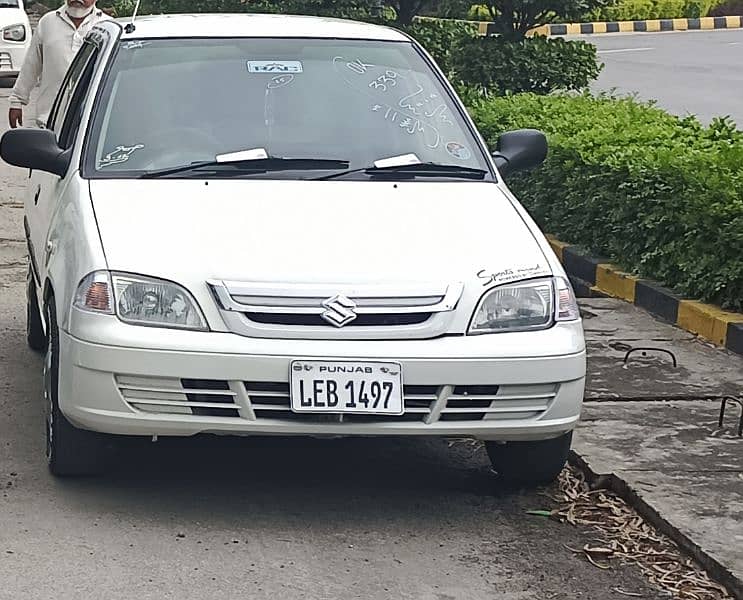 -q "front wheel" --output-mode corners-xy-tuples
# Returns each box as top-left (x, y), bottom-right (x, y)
(486, 431), (572, 487)
(44, 299), (108, 477)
